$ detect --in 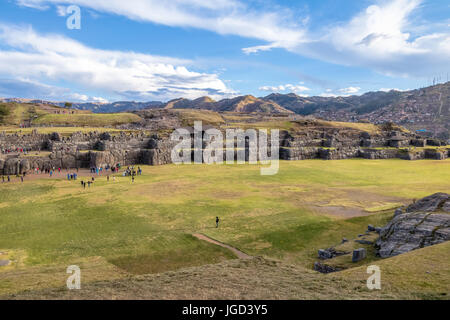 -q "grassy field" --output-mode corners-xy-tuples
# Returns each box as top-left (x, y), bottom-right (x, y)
(0, 102), (142, 128)
(0, 126), (147, 136)
(33, 113), (142, 127)
(0, 159), (449, 297)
